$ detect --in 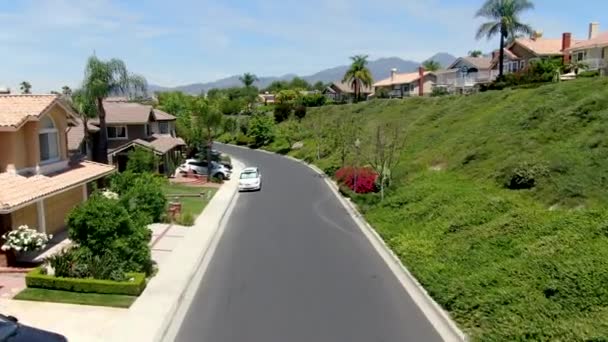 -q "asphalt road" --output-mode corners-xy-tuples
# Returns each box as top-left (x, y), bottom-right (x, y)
(174, 144), (443, 342)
